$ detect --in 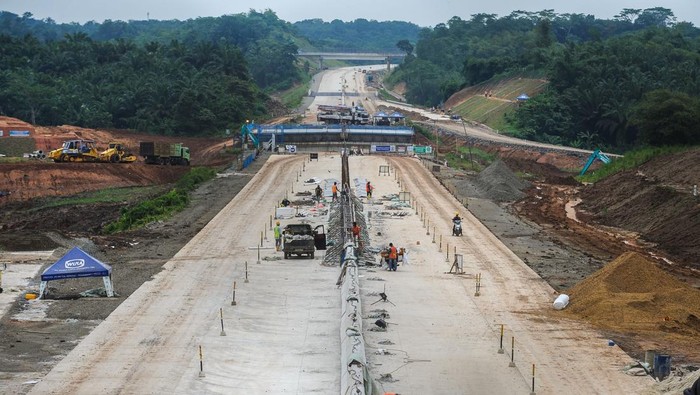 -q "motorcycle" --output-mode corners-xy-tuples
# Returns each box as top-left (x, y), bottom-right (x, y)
(452, 218), (463, 236)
